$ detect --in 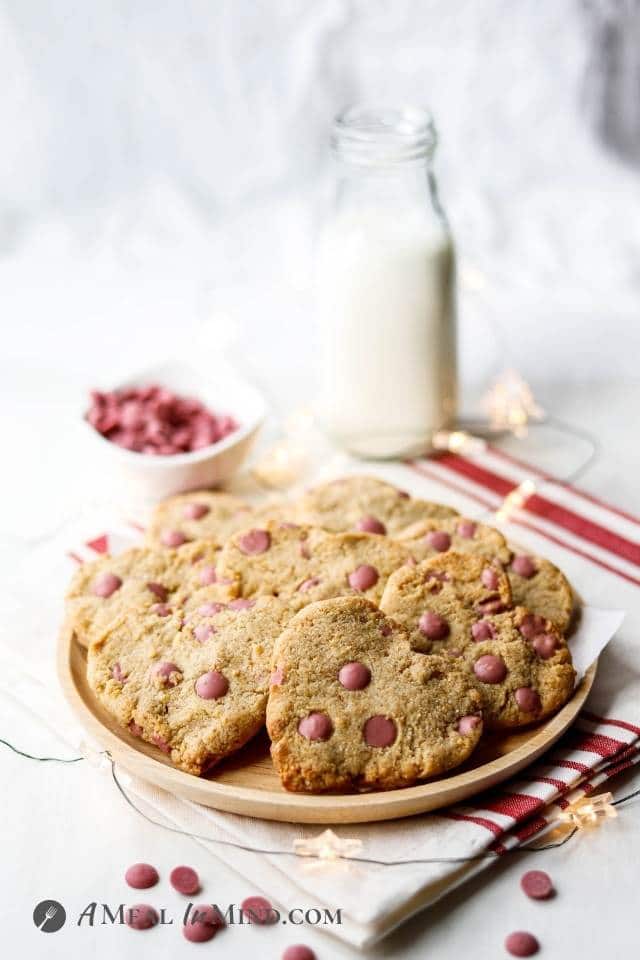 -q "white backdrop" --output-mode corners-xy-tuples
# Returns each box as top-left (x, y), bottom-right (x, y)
(1, 0), (640, 406)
